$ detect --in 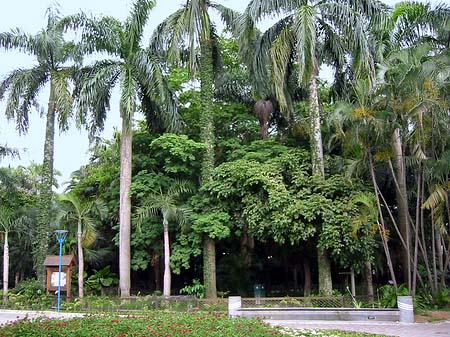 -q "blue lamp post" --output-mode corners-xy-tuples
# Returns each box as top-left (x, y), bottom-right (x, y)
(54, 229), (68, 312)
